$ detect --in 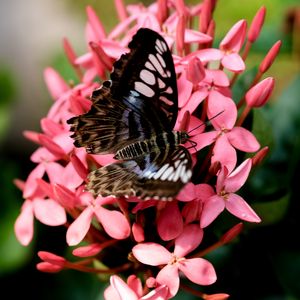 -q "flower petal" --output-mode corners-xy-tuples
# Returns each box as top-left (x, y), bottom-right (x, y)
(157, 201), (183, 241)
(156, 264), (180, 298)
(200, 195), (225, 228)
(179, 257), (217, 285)
(225, 159), (252, 192)
(226, 193), (261, 222)
(174, 224), (203, 257)
(132, 243), (171, 266)
(227, 127), (260, 152)
(110, 275), (138, 300)
(94, 206), (130, 239)
(66, 206), (94, 246)
(212, 134), (237, 174)
(221, 53), (245, 73)
(208, 90), (237, 130)
(33, 198), (66, 226)
(191, 131), (217, 152)
(14, 200), (34, 246)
